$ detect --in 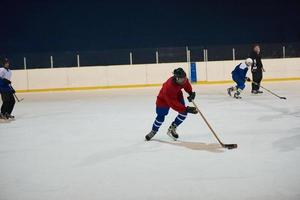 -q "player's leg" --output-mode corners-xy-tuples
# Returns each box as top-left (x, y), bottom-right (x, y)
(5, 93), (15, 119)
(234, 78), (245, 99)
(227, 86), (234, 96)
(252, 71), (259, 93)
(167, 98), (187, 140)
(228, 85), (239, 96)
(228, 75), (238, 96)
(145, 107), (170, 141)
(256, 70), (263, 93)
(0, 93), (5, 119)
(0, 92), (10, 119)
